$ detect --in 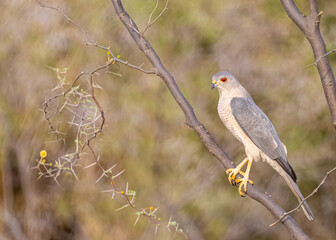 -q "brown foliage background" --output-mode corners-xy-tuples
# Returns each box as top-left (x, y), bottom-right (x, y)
(0, 0), (336, 239)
